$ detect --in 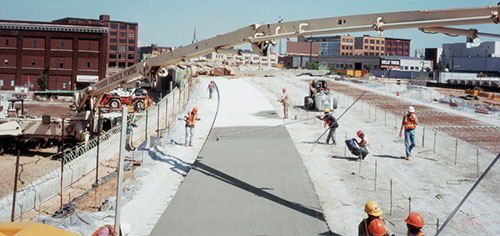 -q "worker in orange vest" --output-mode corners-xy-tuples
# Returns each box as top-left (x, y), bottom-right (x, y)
(399, 106), (418, 160)
(405, 212), (425, 236)
(92, 225), (117, 236)
(358, 201), (391, 236)
(368, 218), (390, 236)
(277, 88), (289, 119)
(208, 80), (215, 99)
(185, 107), (200, 147)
